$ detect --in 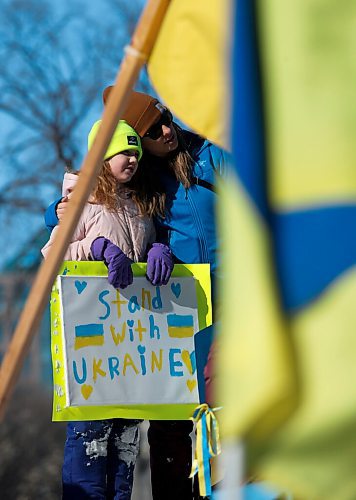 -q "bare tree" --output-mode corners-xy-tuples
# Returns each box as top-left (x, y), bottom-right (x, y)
(0, 0), (112, 210)
(0, 0), (155, 266)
